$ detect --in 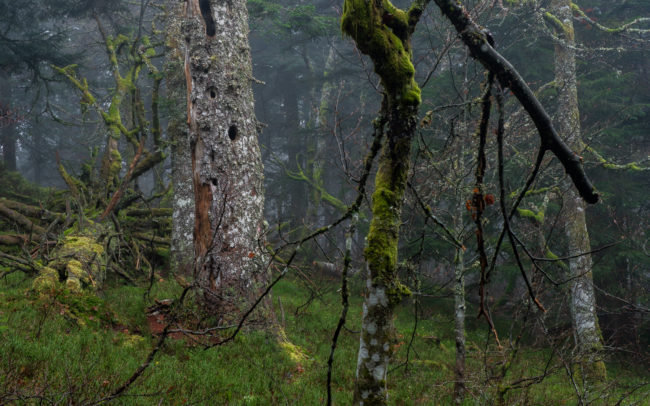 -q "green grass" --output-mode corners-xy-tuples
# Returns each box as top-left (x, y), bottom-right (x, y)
(0, 272), (648, 405)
